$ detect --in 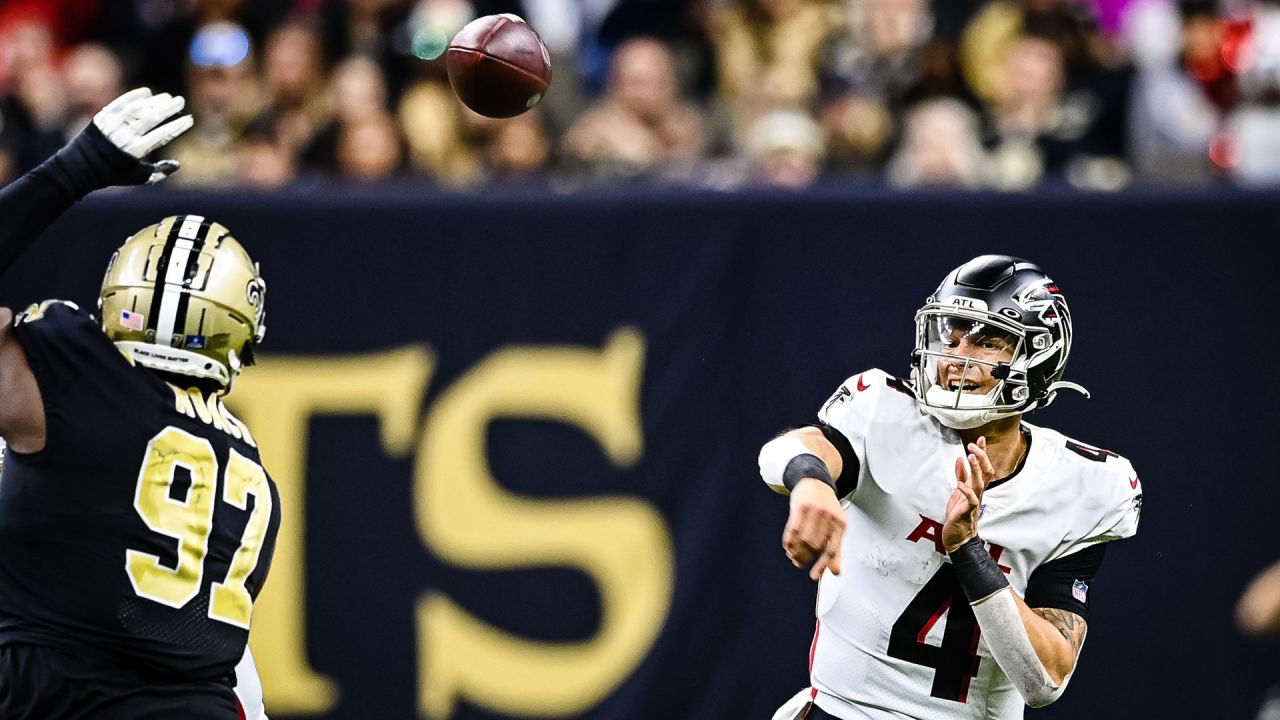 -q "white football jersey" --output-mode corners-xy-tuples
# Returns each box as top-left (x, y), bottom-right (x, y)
(792, 369), (1140, 720)
(234, 646), (269, 720)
